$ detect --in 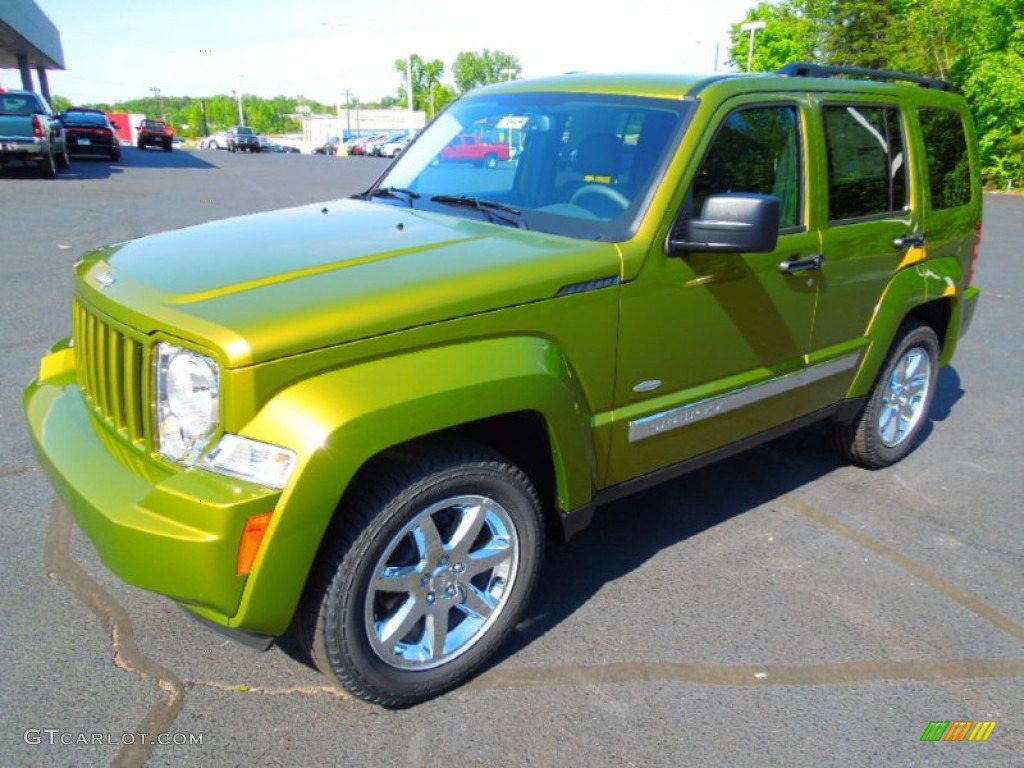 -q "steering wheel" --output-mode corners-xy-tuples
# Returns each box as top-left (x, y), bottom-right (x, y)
(569, 184), (630, 212)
